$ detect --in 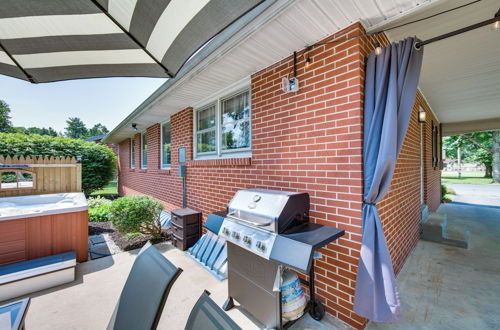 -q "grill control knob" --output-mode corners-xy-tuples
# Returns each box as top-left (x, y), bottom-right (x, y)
(222, 227), (230, 236)
(231, 231), (240, 240)
(243, 235), (251, 245)
(256, 241), (266, 252)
